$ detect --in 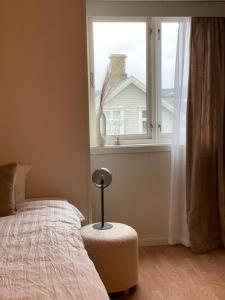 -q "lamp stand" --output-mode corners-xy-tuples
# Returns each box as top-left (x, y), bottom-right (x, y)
(93, 179), (113, 230)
